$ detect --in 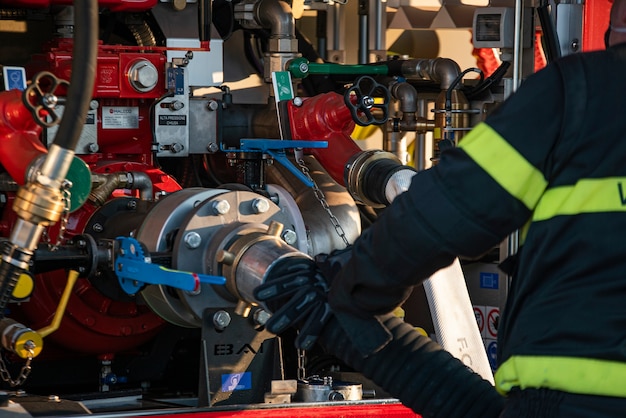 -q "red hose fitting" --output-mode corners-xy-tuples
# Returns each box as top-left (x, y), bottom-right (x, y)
(0, 90), (47, 184)
(287, 92), (362, 186)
